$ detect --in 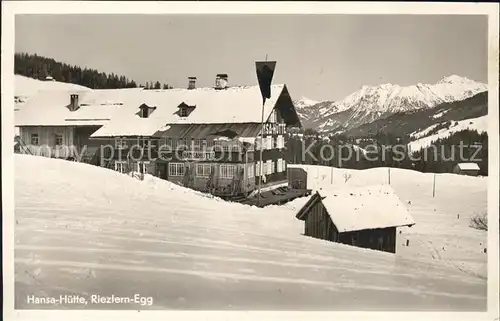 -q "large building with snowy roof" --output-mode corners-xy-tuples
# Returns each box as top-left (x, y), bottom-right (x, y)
(15, 72), (303, 200)
(295, 185), (415, 253)
(90, 75), (301, 198)
(14, 88), (141, 163)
